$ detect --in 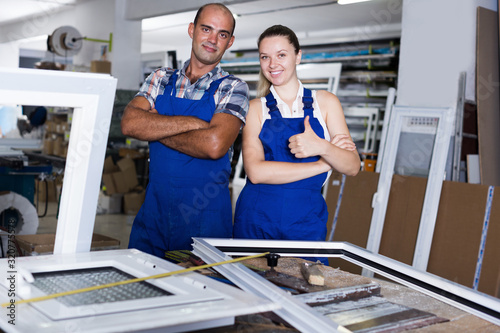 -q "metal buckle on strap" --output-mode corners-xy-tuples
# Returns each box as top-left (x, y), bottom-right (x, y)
(267, 99), (278, 108)
(302, 96), (313, 105)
